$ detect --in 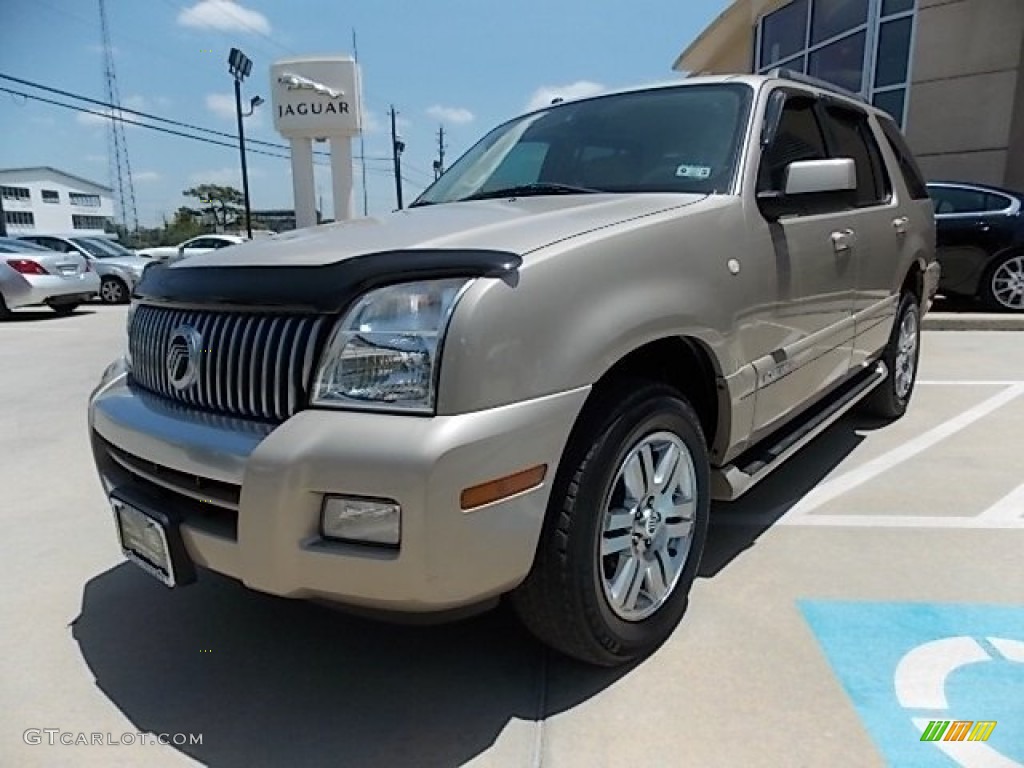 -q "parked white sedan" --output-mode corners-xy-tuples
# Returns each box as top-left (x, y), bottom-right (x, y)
(0, 237), (100, 319)
(137, 234), (247, 264)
